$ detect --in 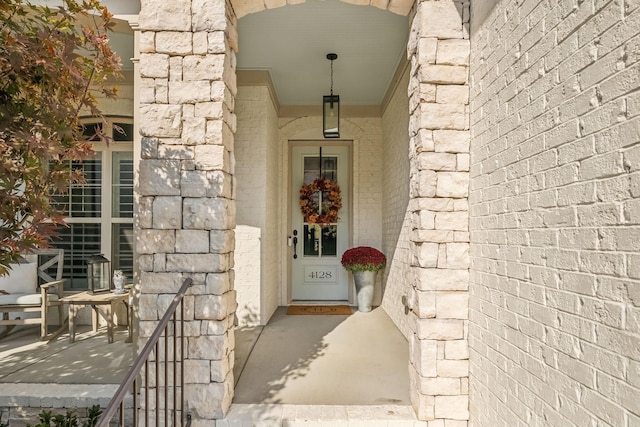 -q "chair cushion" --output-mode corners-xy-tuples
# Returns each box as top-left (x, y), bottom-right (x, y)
(0, 293), (59, 306)
(0, 255), (38, 294)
